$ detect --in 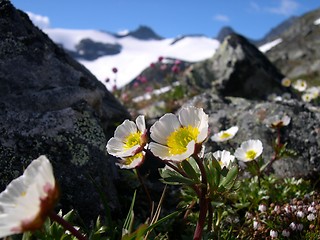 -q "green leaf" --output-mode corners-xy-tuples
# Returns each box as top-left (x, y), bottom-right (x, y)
(181, 160), (200, 183)
(245, 160), (259, 176)
(122, 190), (137, 236)
(161, 175), (196, 185)
(160, 168), (196, 185)
(219, 166), (238, 190)
(62, 210), (75, 222)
